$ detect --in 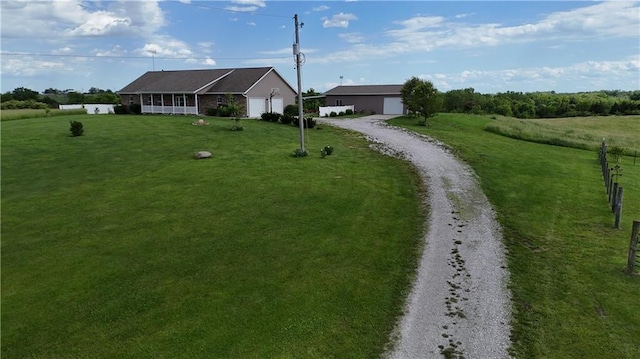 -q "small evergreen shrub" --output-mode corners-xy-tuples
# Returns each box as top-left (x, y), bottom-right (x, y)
(113, 104), (130, 114)
(291, 117), (316, 128)
(205, 107), (217, 116)
(320, 145), (334, 158)
(128, 103), (142, 114)
(69, 121), (84, 137)
(329, 111), (337, 117)
(345, 109), (353, 115)
(338, 111), (345, 116)
(292, 148), (308, 157)
(284, 104), (298, 117)
(261, 112), (281, 122)
(280, 114), (293, 124)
